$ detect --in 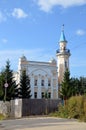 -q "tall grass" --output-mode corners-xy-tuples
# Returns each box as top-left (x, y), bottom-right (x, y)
(50, 95), (86, 122)
(0, 113), (6, 120)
